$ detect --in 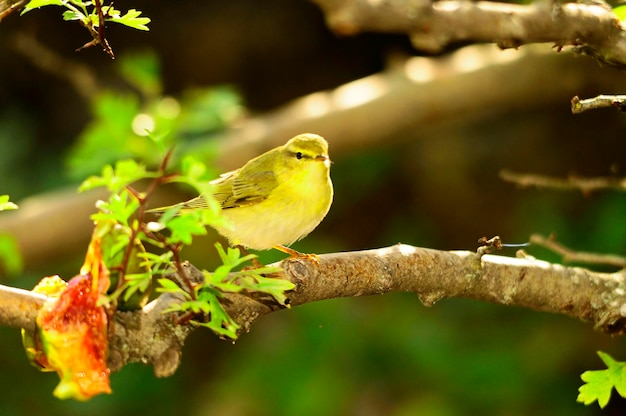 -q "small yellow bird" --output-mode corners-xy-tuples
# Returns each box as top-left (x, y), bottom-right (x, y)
(152, 133), (333, 256)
